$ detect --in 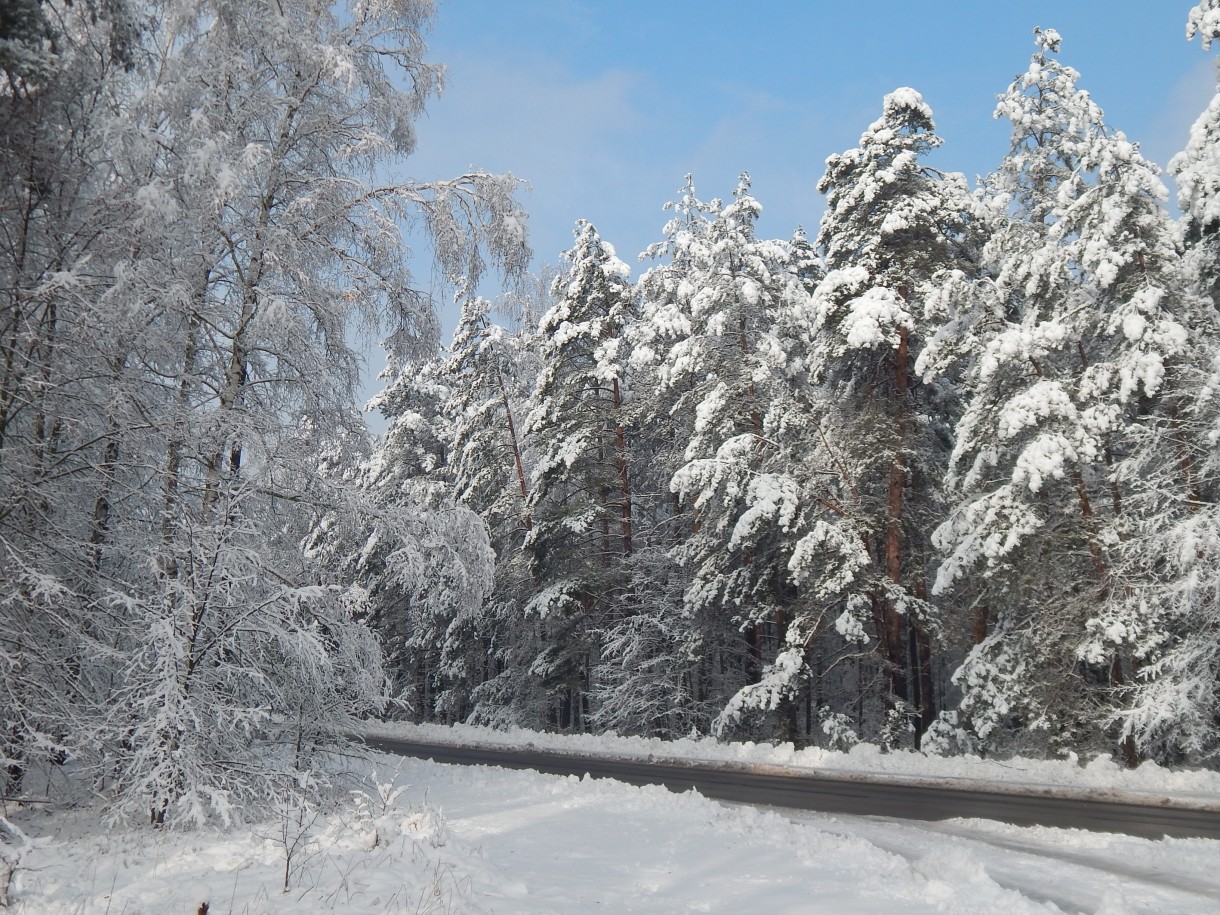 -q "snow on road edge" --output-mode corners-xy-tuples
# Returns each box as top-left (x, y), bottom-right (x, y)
(359, 720), (1220, 810)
